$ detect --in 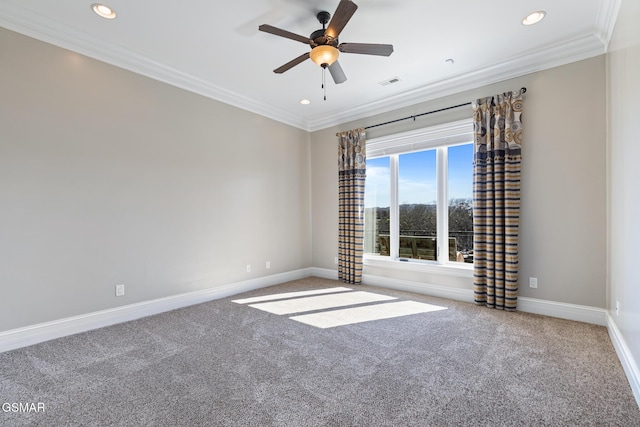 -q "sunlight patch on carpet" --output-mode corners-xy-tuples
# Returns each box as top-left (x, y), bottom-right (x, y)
(232, 287), (352, 304)
(233, 288), (448, 328)
(290, 300), (447, 328)
(246, 291), (396, 315)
